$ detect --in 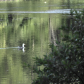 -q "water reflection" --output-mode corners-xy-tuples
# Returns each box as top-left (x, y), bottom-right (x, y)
(19, 17), (32, 27)
(0, 47), (25, 52)
(8, 14), (13, 23)
(22, 48), (25, 52)
(0, 11), (52, 83)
